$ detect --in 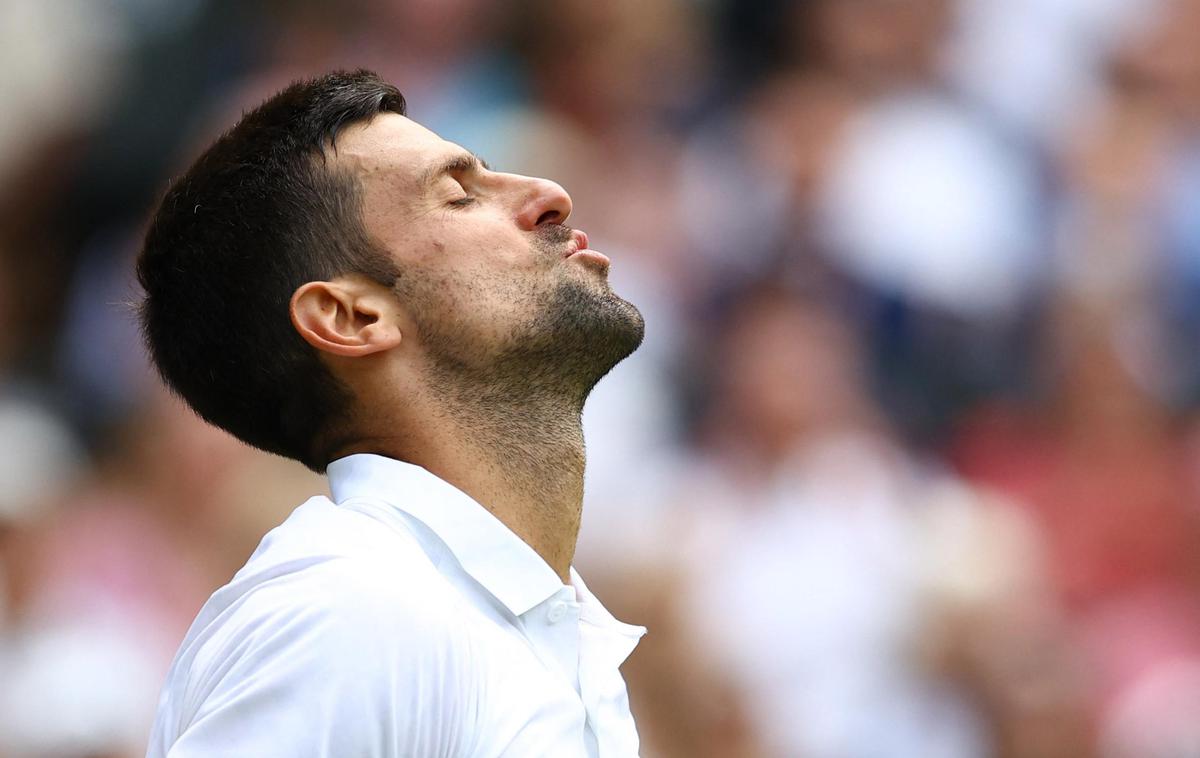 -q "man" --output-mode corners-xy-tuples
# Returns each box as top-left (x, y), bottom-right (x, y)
(138, 69), (647, 757)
